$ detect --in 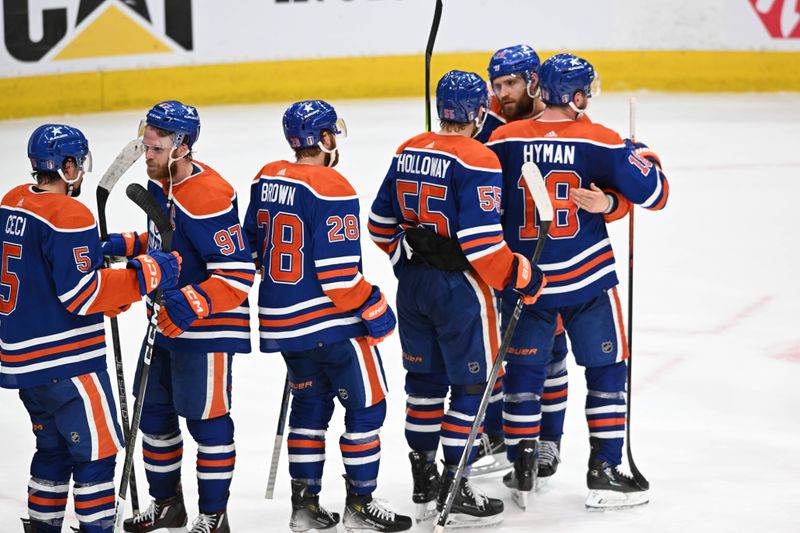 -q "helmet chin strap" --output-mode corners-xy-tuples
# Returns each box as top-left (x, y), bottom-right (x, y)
(569, 99), (589, 119)
(318, 141), (338, 168)
(472, 108), (488, 139)
(57, 169), (83, 197)
(526, 80), (541, 100)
